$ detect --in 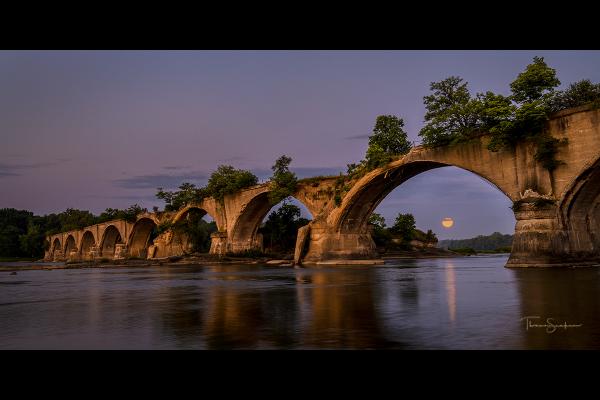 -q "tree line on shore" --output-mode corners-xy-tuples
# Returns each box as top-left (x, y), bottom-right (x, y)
(438, 232), (513, 253)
